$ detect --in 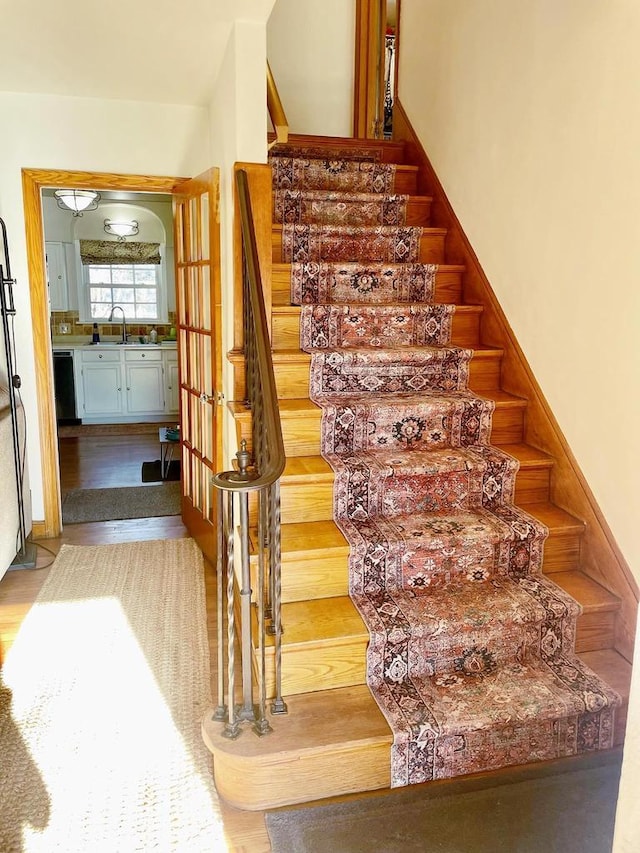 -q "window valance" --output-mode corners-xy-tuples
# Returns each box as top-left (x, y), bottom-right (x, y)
(79, 240), (161, 265)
